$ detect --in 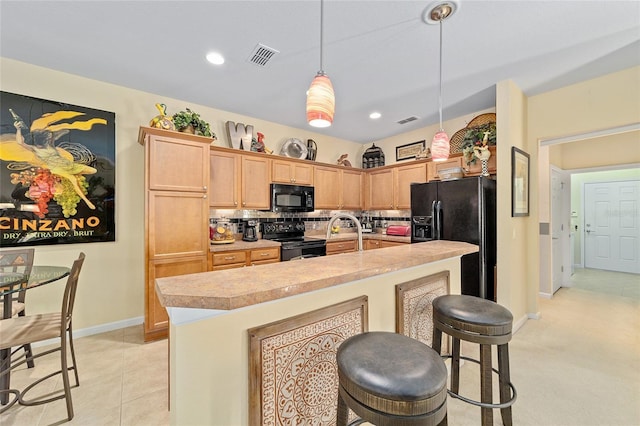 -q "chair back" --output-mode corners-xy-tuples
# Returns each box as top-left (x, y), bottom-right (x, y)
(0, 248), (35, 303)
(61, 253), (85, 328)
